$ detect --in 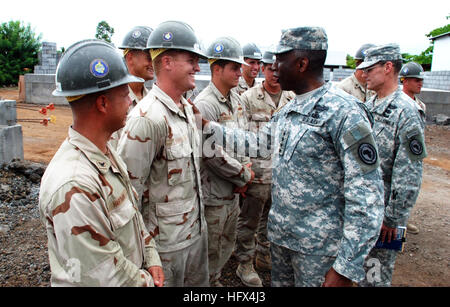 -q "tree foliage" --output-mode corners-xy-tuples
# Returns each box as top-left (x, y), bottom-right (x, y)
(346, 54), (356, 69)
(95, 21), (115, 43)
(0, 21), (41, 86)
(403, 15), (449, 69)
